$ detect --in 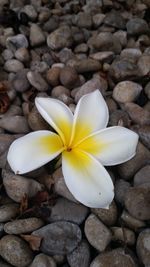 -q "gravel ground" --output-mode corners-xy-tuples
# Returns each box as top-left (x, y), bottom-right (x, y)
(0, 0), (150, 266)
